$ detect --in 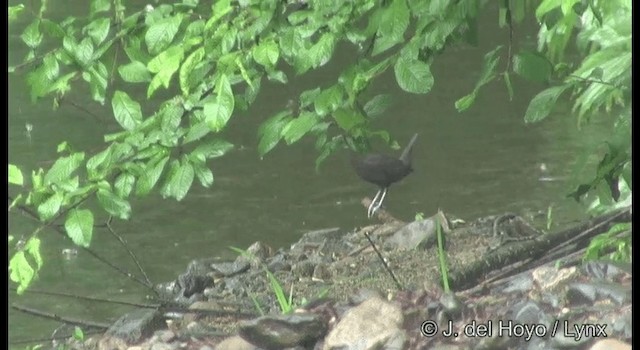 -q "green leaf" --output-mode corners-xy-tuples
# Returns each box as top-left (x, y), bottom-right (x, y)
(75, 38), (95, 67)
(179, 47), (205, 96)
(190, 139), (234, 162)
(183, 121), (211, 144)
(267, 70), (288, 84)
(21, 20), (43, 49)
(253, 40), (280, 68)
(86, 64), (108, 104)
(205, 74), (235, 132)
(9, 164), (24, 186)
(193, 163), (214, 188)
(394, 57), (433, 94)
(9, 252), (35, 294)
(308, 33), (335, 68)
(455, 93), (476, 112)
(97, 188), (131, 219)
(119, 61), (152, 83)
(161, 159), (194, 201)
(524, 85), (569, 123)
(364, 94), (393, 117)
(278, 27), (304, 62)
(24, 237), (43, 270)
(90, 0), (110, 16)
(145, 14), (183, 55)
(45, 153), (85, 185)
(136, 156), (169, 196)
(372, 0), (410, 55)
(476, 46), (502, 88)
(333, 108), (365, 131)
(147, 46), (185, 97)
(85, 18), (111, 46)
(209, 0), (232, 27)
(258, 112), (291, 157)
(160, 102), (184, 132)
(513, 50), (553, 83)
(112, 91), (143, 130)
(37, 192), (64, 221)
(65, 209), (94, 247)
(9, 5), (25, 22)
(282, 112), (317, 144)
(73, 327), (85, 341)
(114, 172), (135, 198)
(314, 85), (344, 116)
